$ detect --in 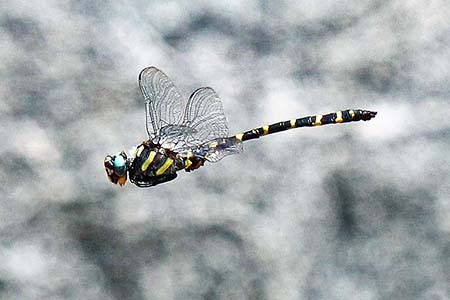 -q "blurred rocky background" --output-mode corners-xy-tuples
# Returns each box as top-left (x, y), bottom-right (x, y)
(1, 1), (450, 299)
